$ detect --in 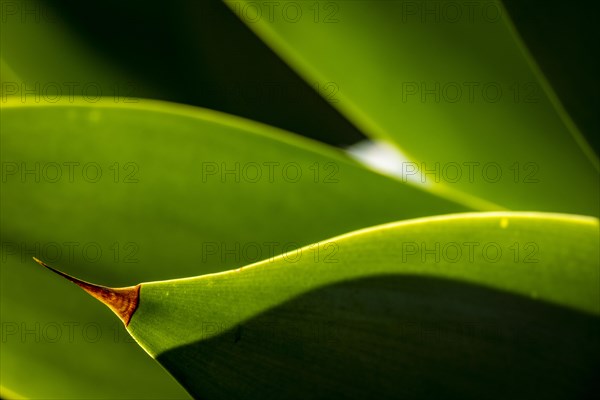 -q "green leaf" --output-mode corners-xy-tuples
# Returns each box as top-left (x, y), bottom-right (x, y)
(224, 0), (599, 216)
(0, 99), (466, 399)
(62, 212), (600, 399)
(0, 0), (159, 102)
